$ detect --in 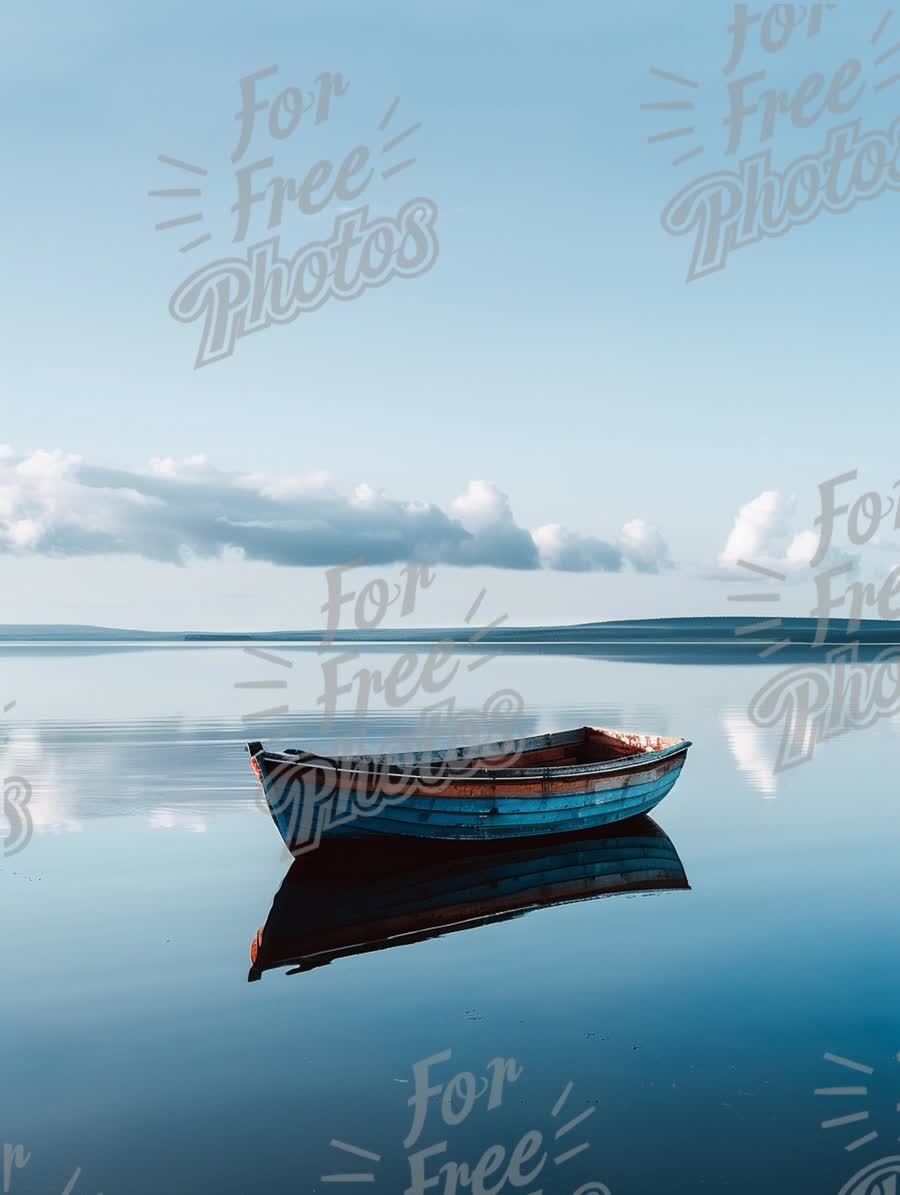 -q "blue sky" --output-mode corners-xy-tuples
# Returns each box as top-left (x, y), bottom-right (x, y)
(2, 0), (898, 628)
